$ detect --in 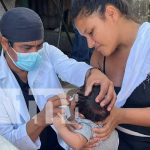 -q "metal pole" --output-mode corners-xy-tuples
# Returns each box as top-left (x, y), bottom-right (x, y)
(0, 0), (8, 11)
(52, 0), (73, 47)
